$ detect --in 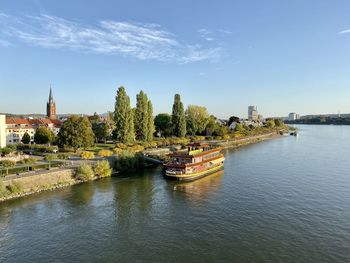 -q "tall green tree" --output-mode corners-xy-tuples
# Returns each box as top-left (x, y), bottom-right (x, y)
(146, 100), (155, 141)
(113, 86), (135, 143)
(21, 132), (31, 144)
(57, 116), (95, 149)
(34, 126), (56, 144)
(171, 94), (186, 137)
(185, 105), (210, 135)
(135, 91), (149, 141)
(154, 113), (172, 137)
